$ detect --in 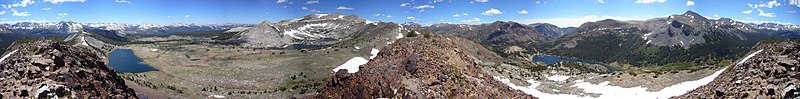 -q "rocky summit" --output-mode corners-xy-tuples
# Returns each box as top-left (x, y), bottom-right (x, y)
(0, 40), (136, 98)
(314, 36), (535, 98)
(675, 40), (800, 98)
